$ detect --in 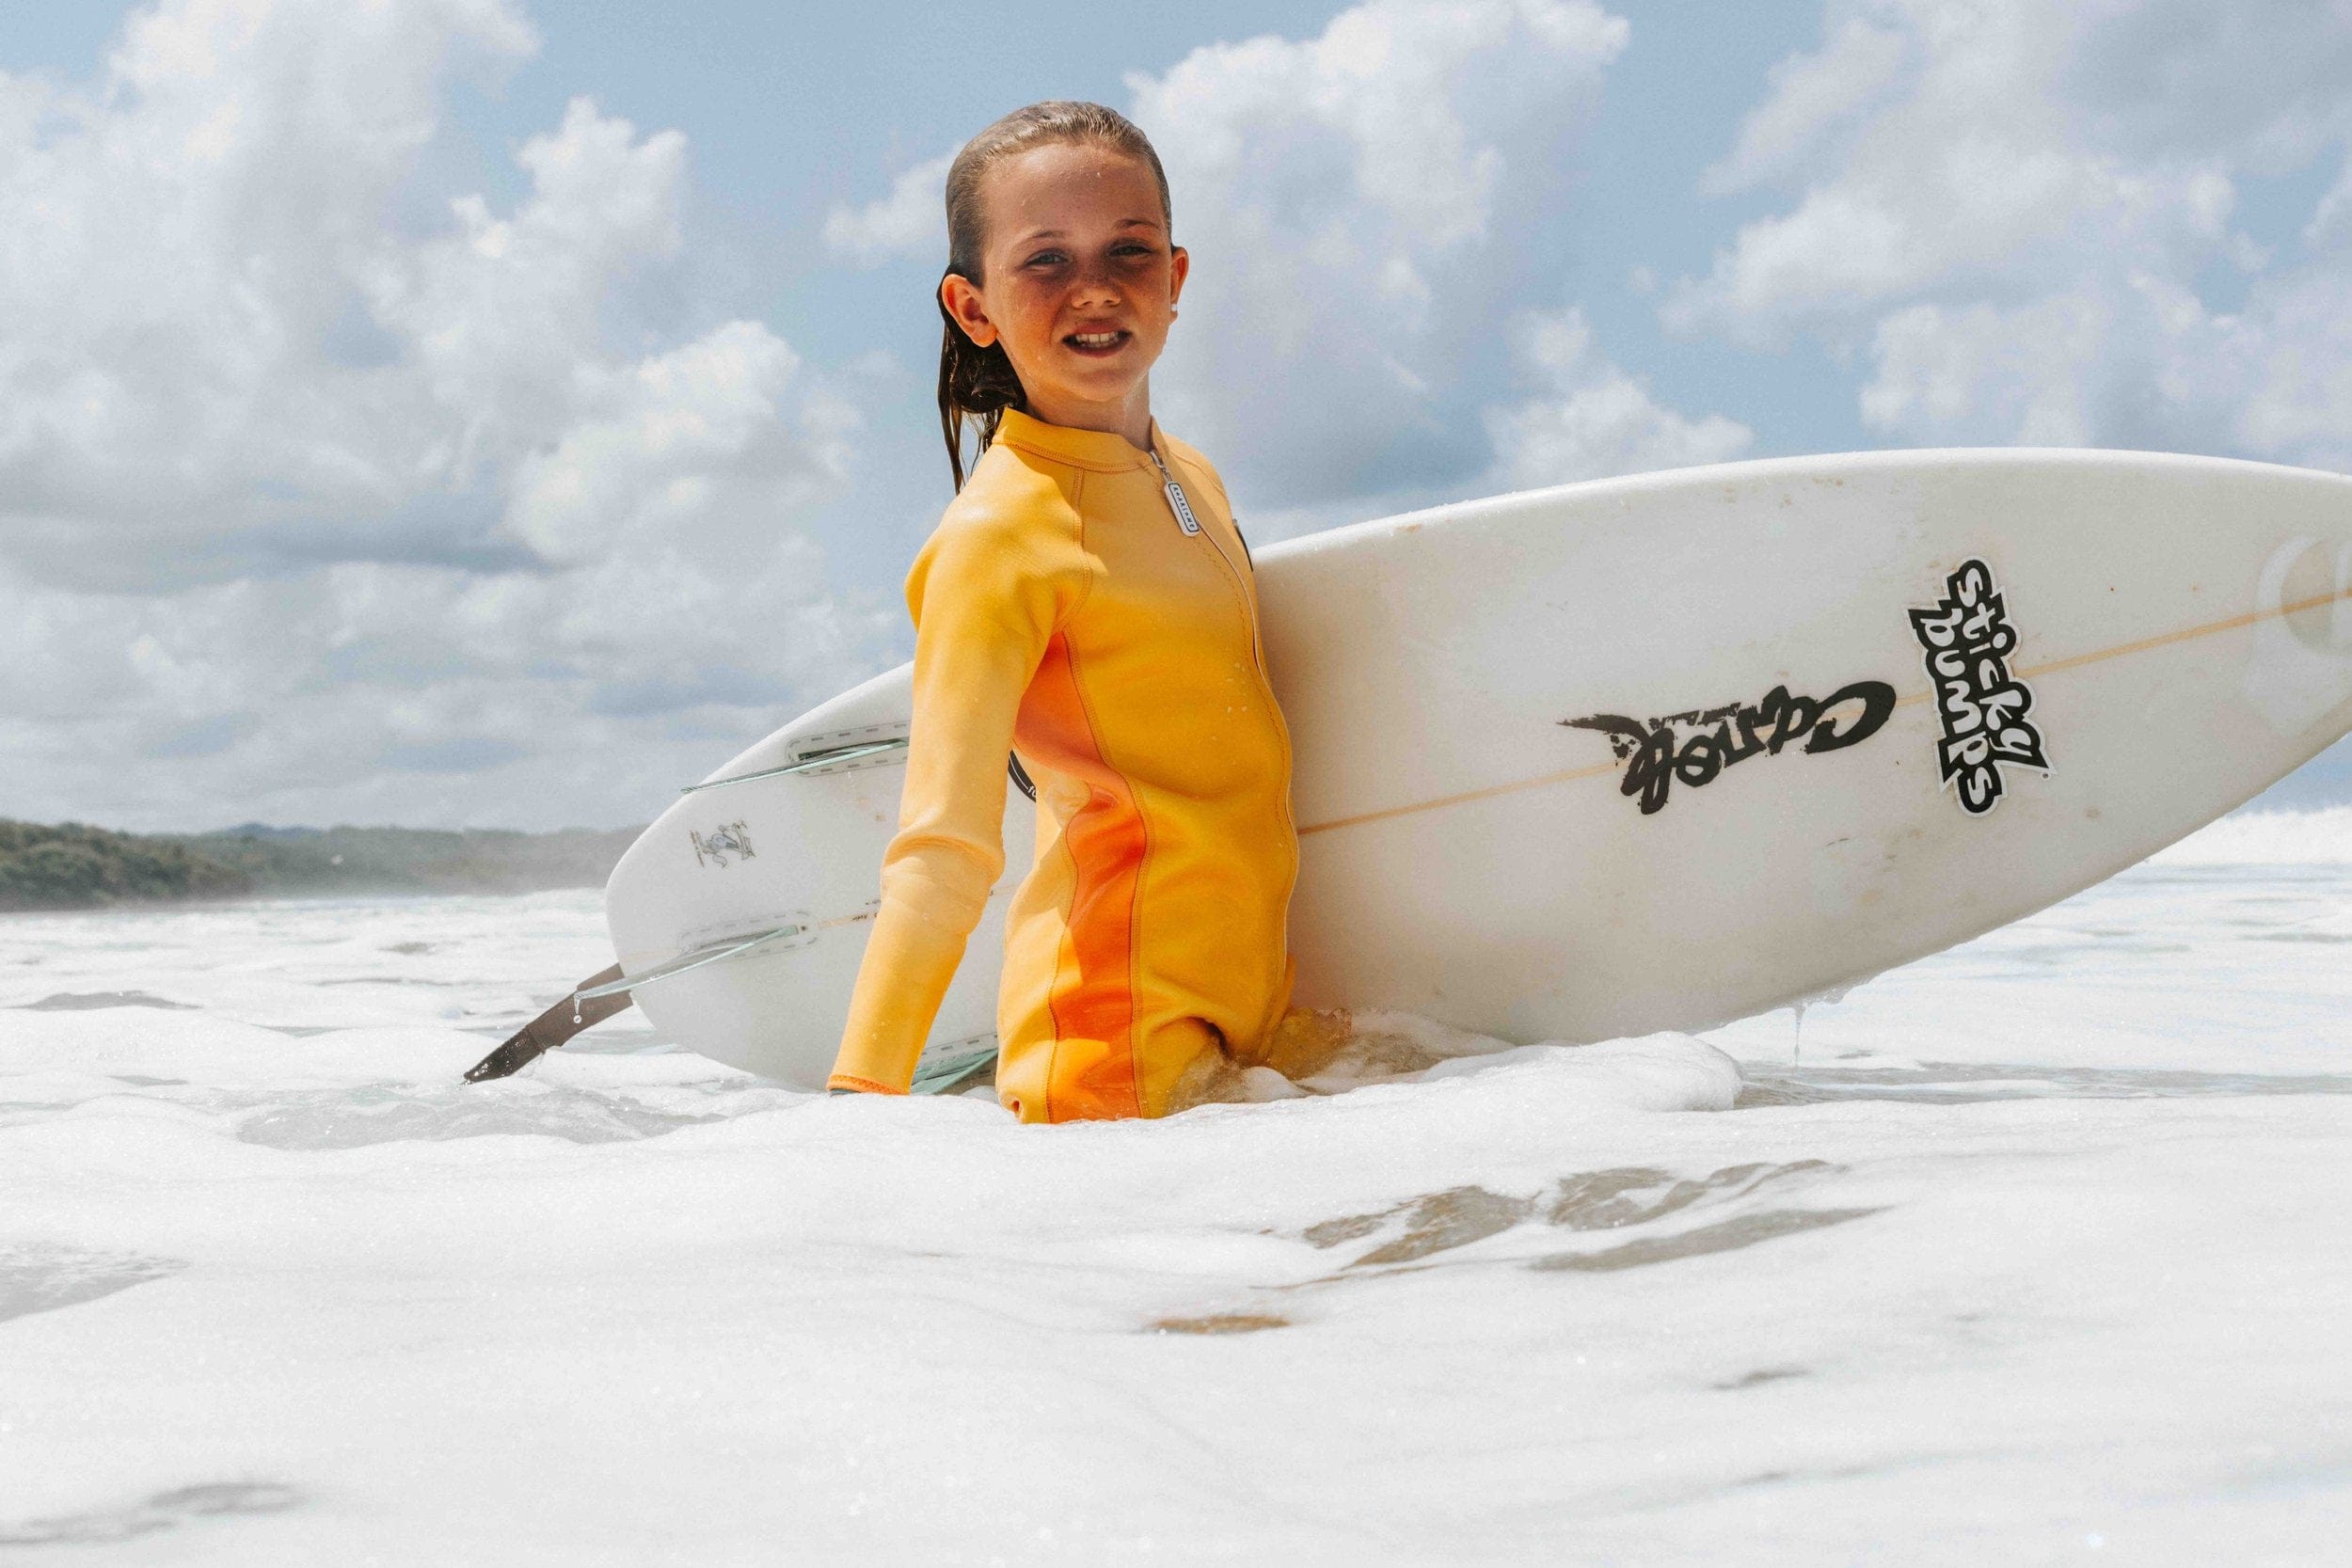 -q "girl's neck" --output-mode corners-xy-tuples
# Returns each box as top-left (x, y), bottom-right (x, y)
(1024, 381), (1155, 453)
